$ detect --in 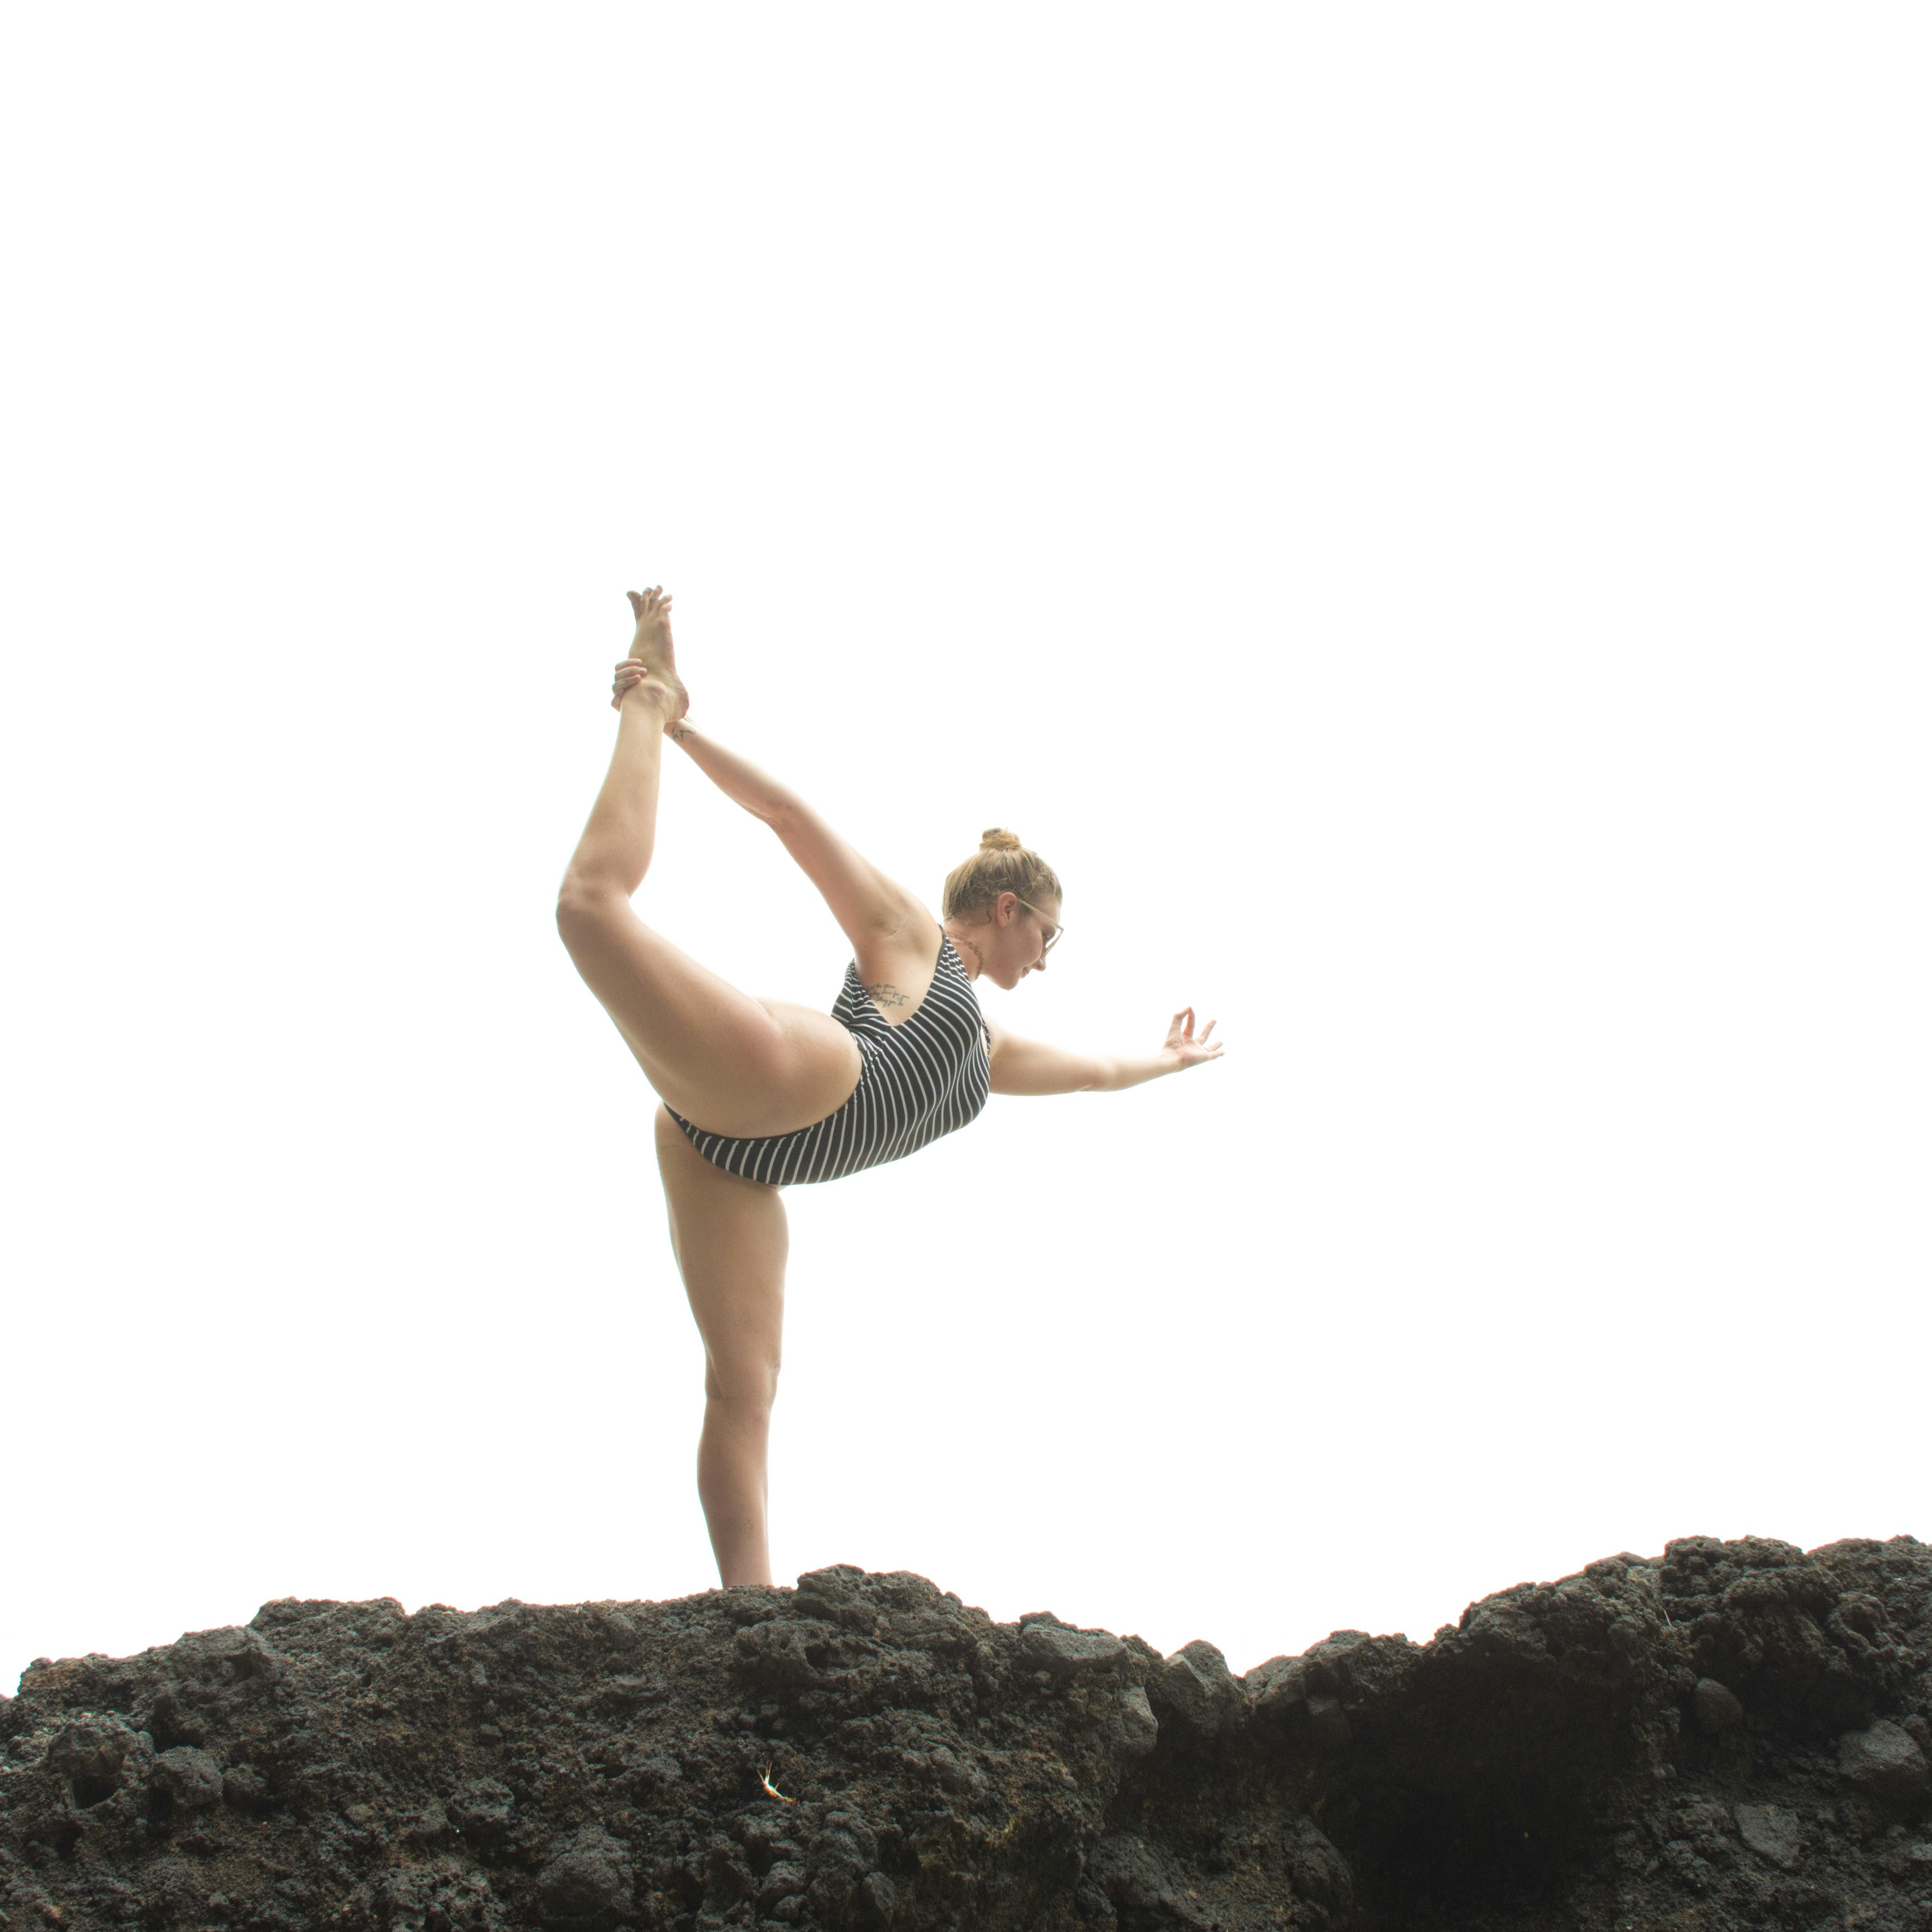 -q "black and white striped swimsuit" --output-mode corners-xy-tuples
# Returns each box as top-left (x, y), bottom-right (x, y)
(666, 930), (992, 1187)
